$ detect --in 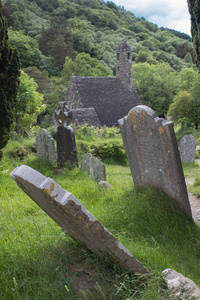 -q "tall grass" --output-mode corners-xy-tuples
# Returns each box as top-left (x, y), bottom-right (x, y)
(1, 136), (200, 299)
